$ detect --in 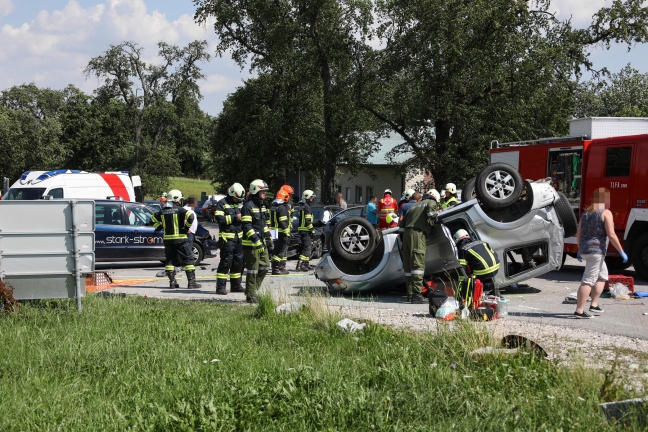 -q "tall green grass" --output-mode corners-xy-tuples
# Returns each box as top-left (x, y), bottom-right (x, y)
(148, 177), (219, 201)
(0, 295), (643, 431)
